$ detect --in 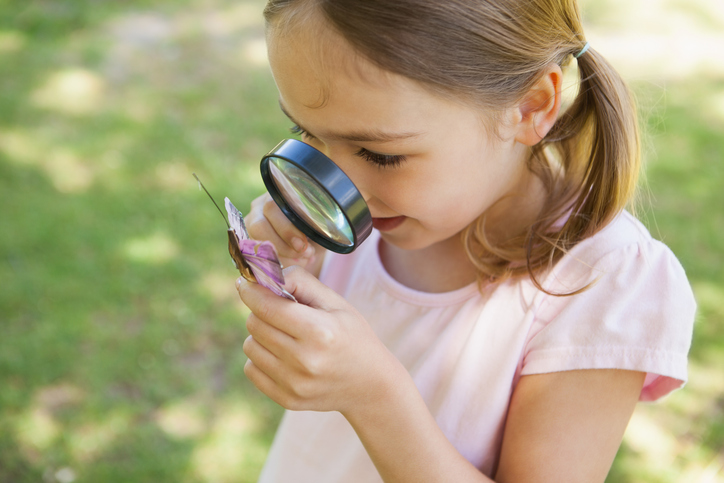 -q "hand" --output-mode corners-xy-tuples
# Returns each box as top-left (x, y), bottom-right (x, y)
(238, 266), (402, 415)
(244, 192), (320, 271)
